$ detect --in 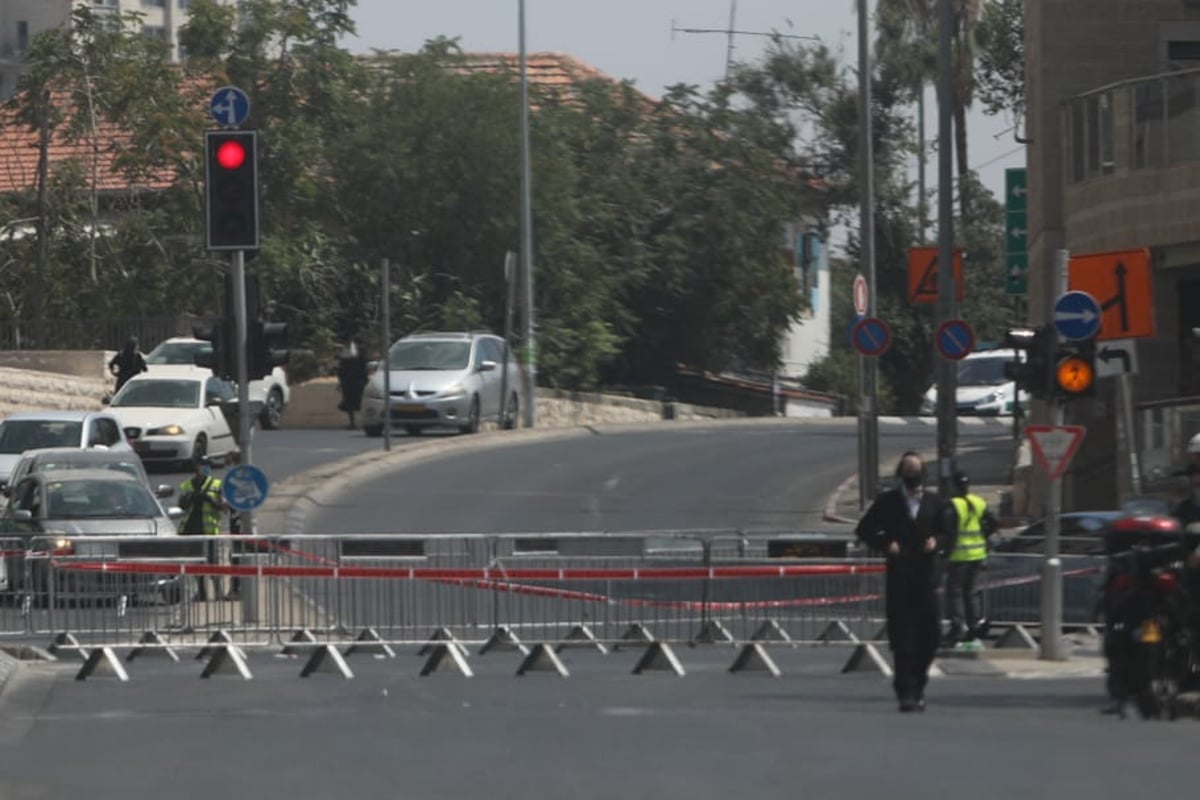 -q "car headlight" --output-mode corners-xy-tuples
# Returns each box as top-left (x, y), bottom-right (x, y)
(147, 424), (185, 436)
(980, 391), (1000, 404)
(441, 382), (466, 397)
